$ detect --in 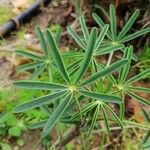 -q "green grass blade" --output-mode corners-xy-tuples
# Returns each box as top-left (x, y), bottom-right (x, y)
(95, 24), (109, 51)
(87, 105), (100, 137)
(67, 26), (87, 50)
(35, 26), (49, 57)
(79, 15), (90, 44)
(16, 50), (44, 61)
(120, 28), (150, 43)
(126, 68), (150, 84)
(28, 120), (47, 129)
(75, 27), (97, 83)
(54, 26), (62, 44)
(104, 104), (123, 128)
(110, 4), (116, 40)
(118, 46), (133, 83)
(117, 9), (140, 40)
(95, 44), (124, 56)
(30, 64), (46, 79)
(102, 106), (110, 134)
(80, 59), (128, 86)
(92, 13), (112, 40)
(43, 93), (72, 137)
(141, 109), (150, 123)
(14, 90), (68, 113)
(14, 80), (68, 90)
(78, 90), (123, 104)
(126, 91), (150, 106)
(17, 62), (43, 72)
(46, 30), (71, 84)
(126, 86), (150, 93)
